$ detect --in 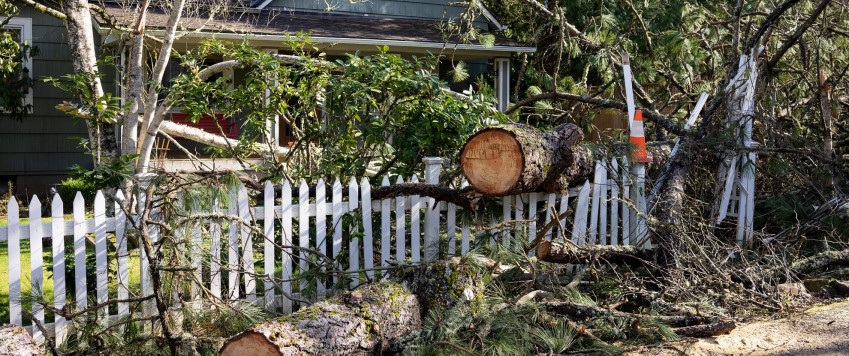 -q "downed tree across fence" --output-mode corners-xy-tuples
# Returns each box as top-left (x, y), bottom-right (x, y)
(0, 156), (650, 343)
